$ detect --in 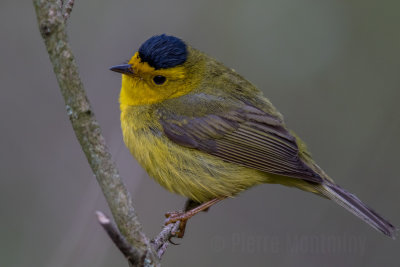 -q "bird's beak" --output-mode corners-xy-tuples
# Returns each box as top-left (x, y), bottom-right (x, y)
(109, 64), (134, 75)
